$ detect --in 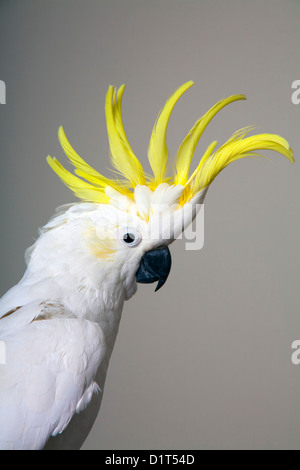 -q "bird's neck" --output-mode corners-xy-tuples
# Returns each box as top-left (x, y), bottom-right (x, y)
(18, 214), (128, 330)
